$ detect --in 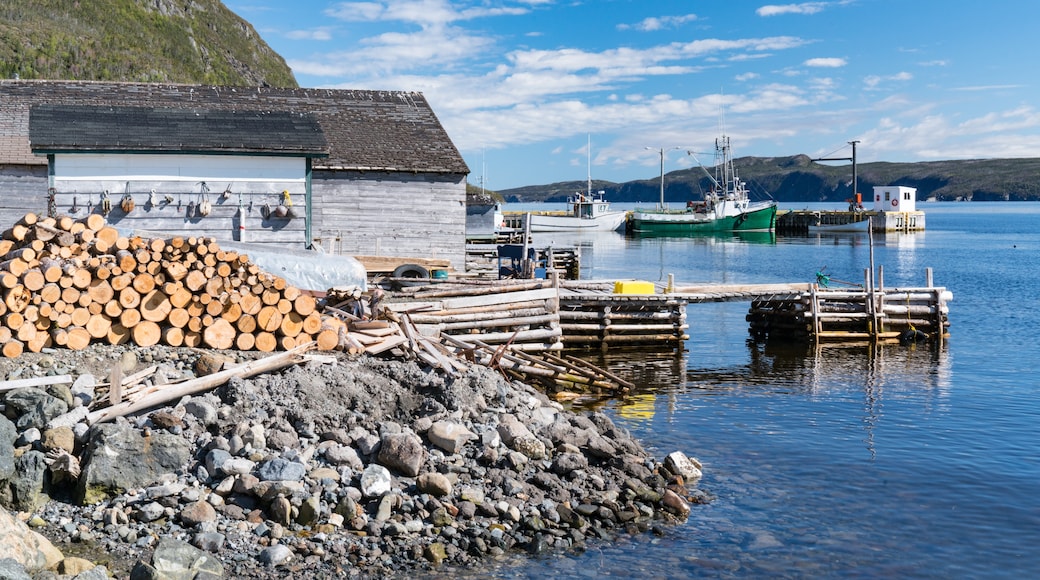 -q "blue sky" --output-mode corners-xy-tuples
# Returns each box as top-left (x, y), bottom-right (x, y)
(229, 0), (1040, 190)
